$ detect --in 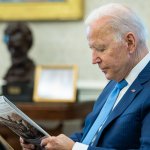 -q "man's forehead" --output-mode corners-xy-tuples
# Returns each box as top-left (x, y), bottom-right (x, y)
(87, 18), (114, 35)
